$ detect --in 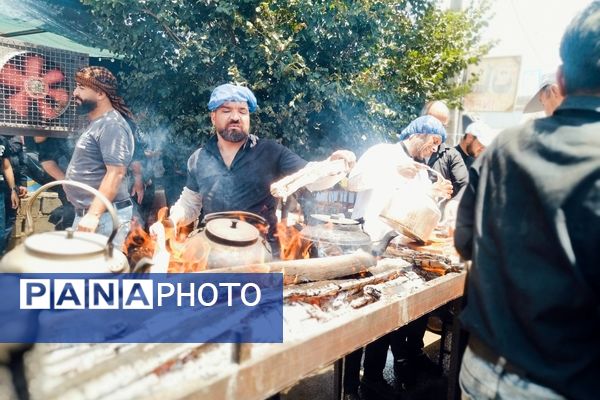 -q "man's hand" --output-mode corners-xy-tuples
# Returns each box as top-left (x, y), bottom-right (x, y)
(17, 186), (27, 198)
(440, 199), (459, 226)
(131, 177), (145, 203)
(77, 213), (100, 233)
(397, 161), (426, 179)
(329, 150), (356, 172)
(10, 190), (18, 209)
(149, 220), (167, 251)
(432, 178), (453, 199)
